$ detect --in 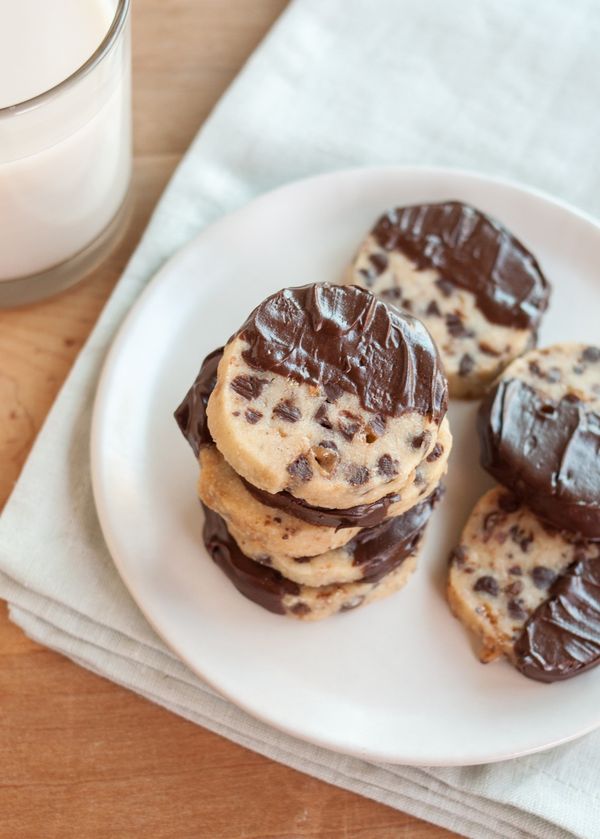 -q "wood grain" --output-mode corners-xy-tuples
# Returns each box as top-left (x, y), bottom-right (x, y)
(0, 2), (457, 836)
